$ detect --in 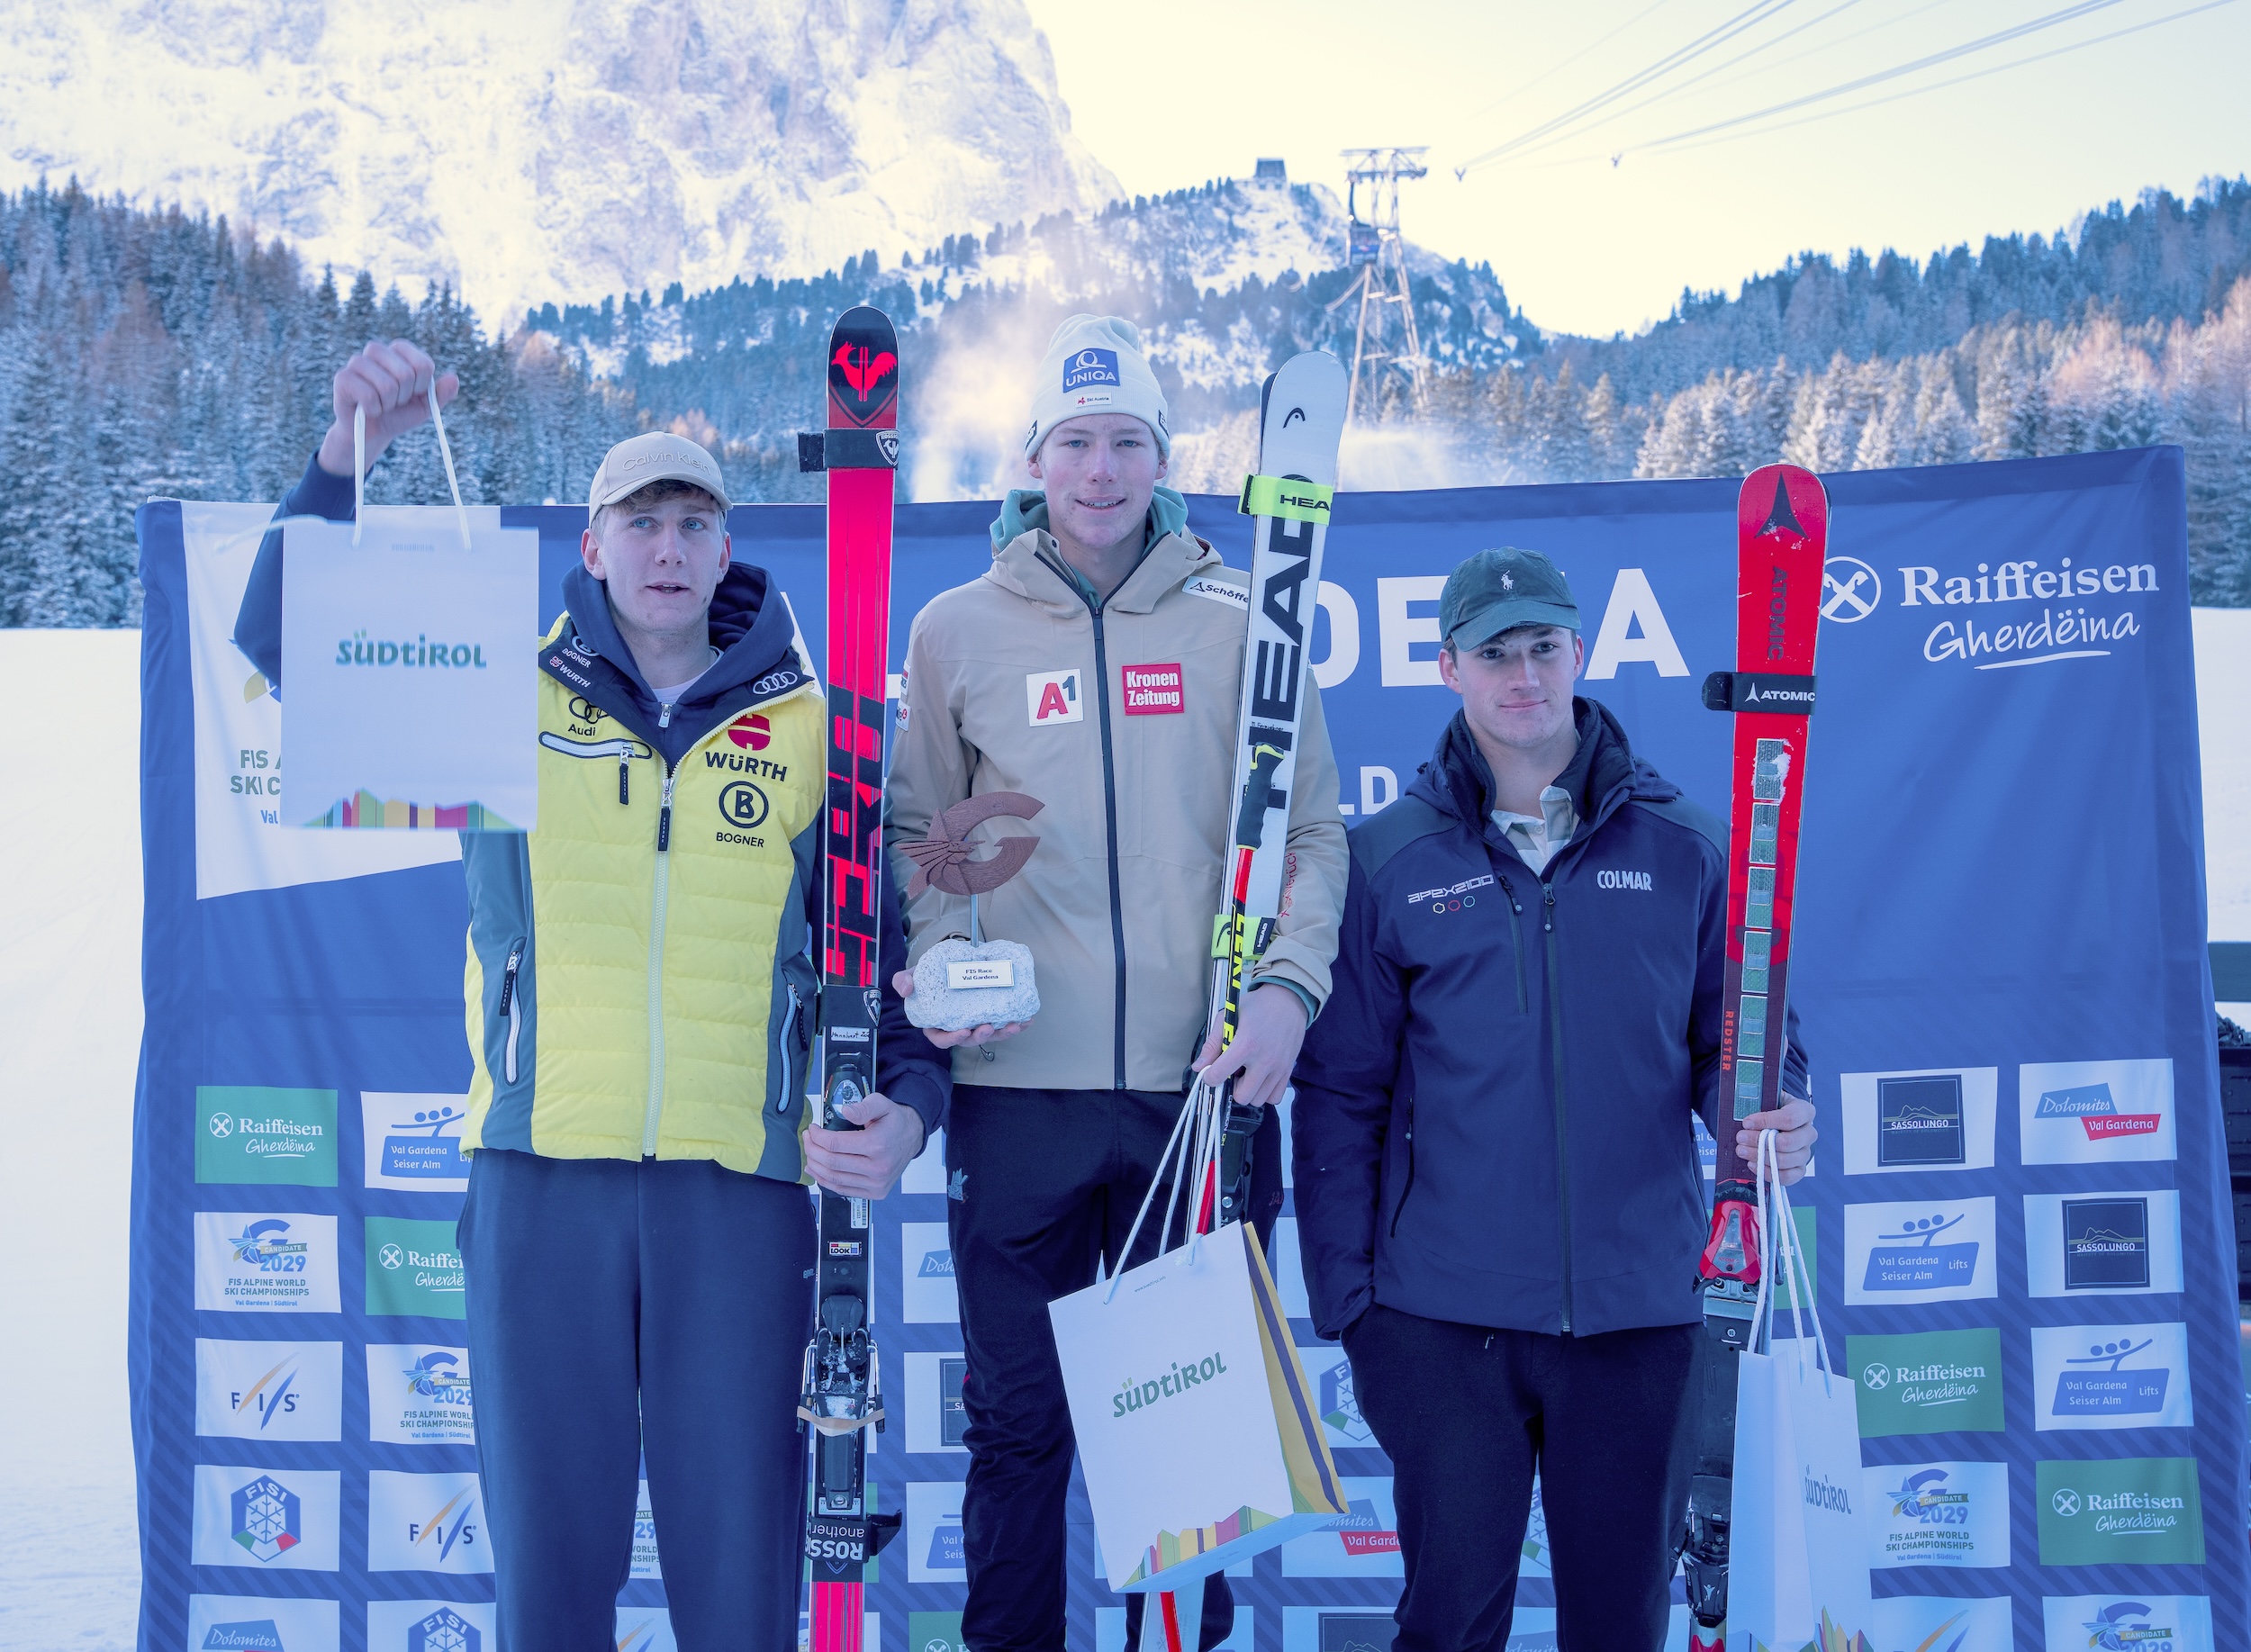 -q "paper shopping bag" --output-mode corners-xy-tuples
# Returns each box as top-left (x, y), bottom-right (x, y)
(1049, 1222), (1347, 1591)
(1727, 1153), (1875, 1652)
(280, 510), (539, 829)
